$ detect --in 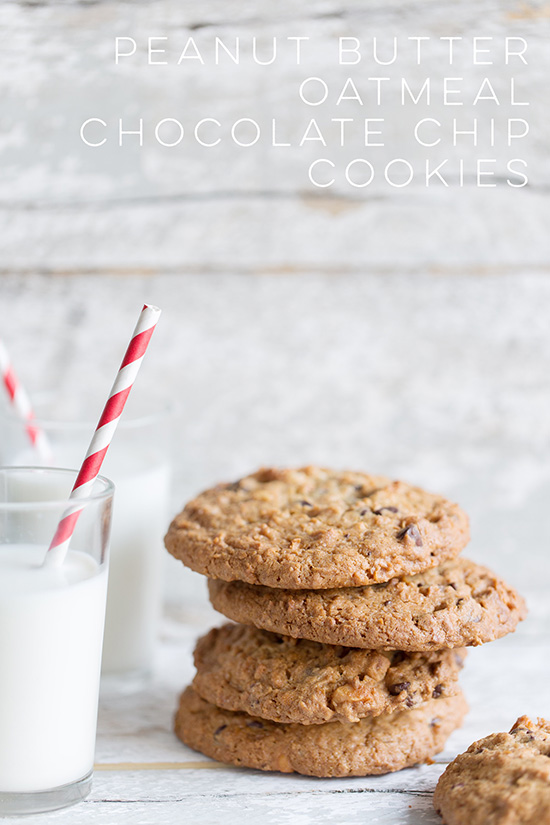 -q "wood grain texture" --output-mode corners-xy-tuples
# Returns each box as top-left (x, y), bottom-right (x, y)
(1, 188), (549, 272)
(0, 0), (548, 270)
